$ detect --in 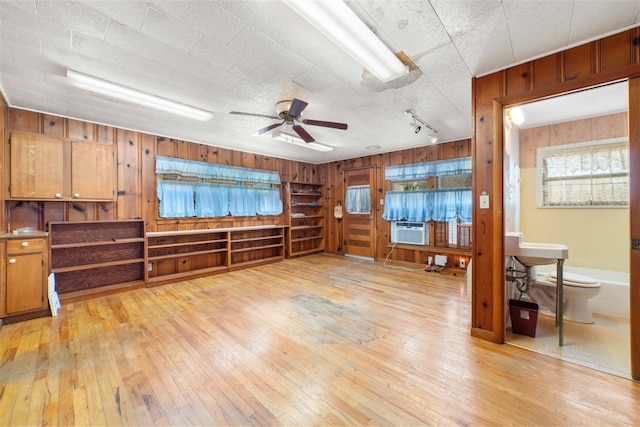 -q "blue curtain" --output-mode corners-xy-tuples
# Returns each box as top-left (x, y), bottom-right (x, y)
(194, 183), (230, 217)
(229, 186), (257, 216)
(345, 185), (371, 214)
(156, 156), (283, 218)
(256, 188), (284, 215)
(382, 189), (472, 222)
(385, 157), (471, 181)
(157, 180), (195, 218)
(156, 156), (281, 184)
